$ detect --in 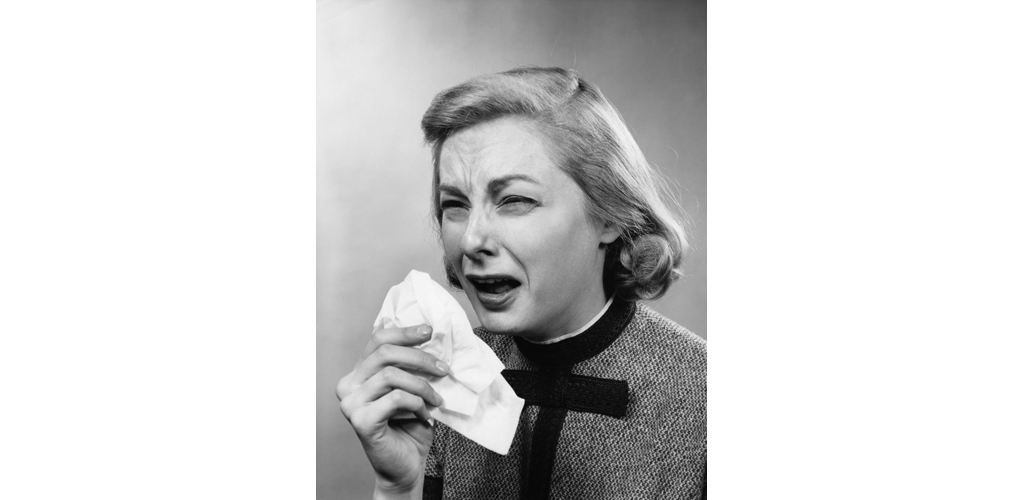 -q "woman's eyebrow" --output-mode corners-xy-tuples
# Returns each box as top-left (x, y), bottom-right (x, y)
(438, 184), (465, 197)
(487, 174), (539, 194)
